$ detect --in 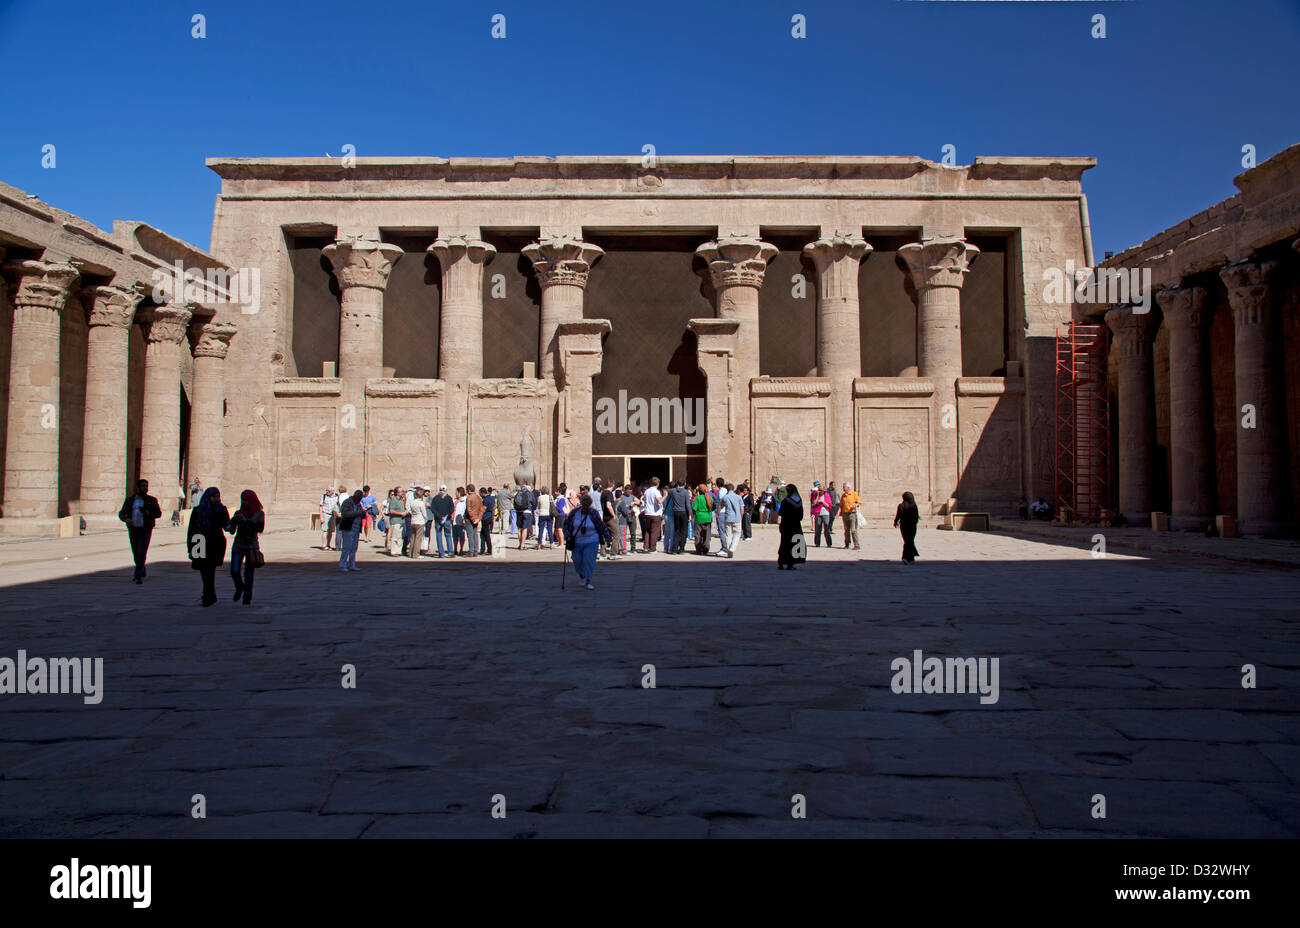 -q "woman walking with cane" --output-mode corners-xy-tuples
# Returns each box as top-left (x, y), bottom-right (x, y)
(563, 493), (610, 591)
